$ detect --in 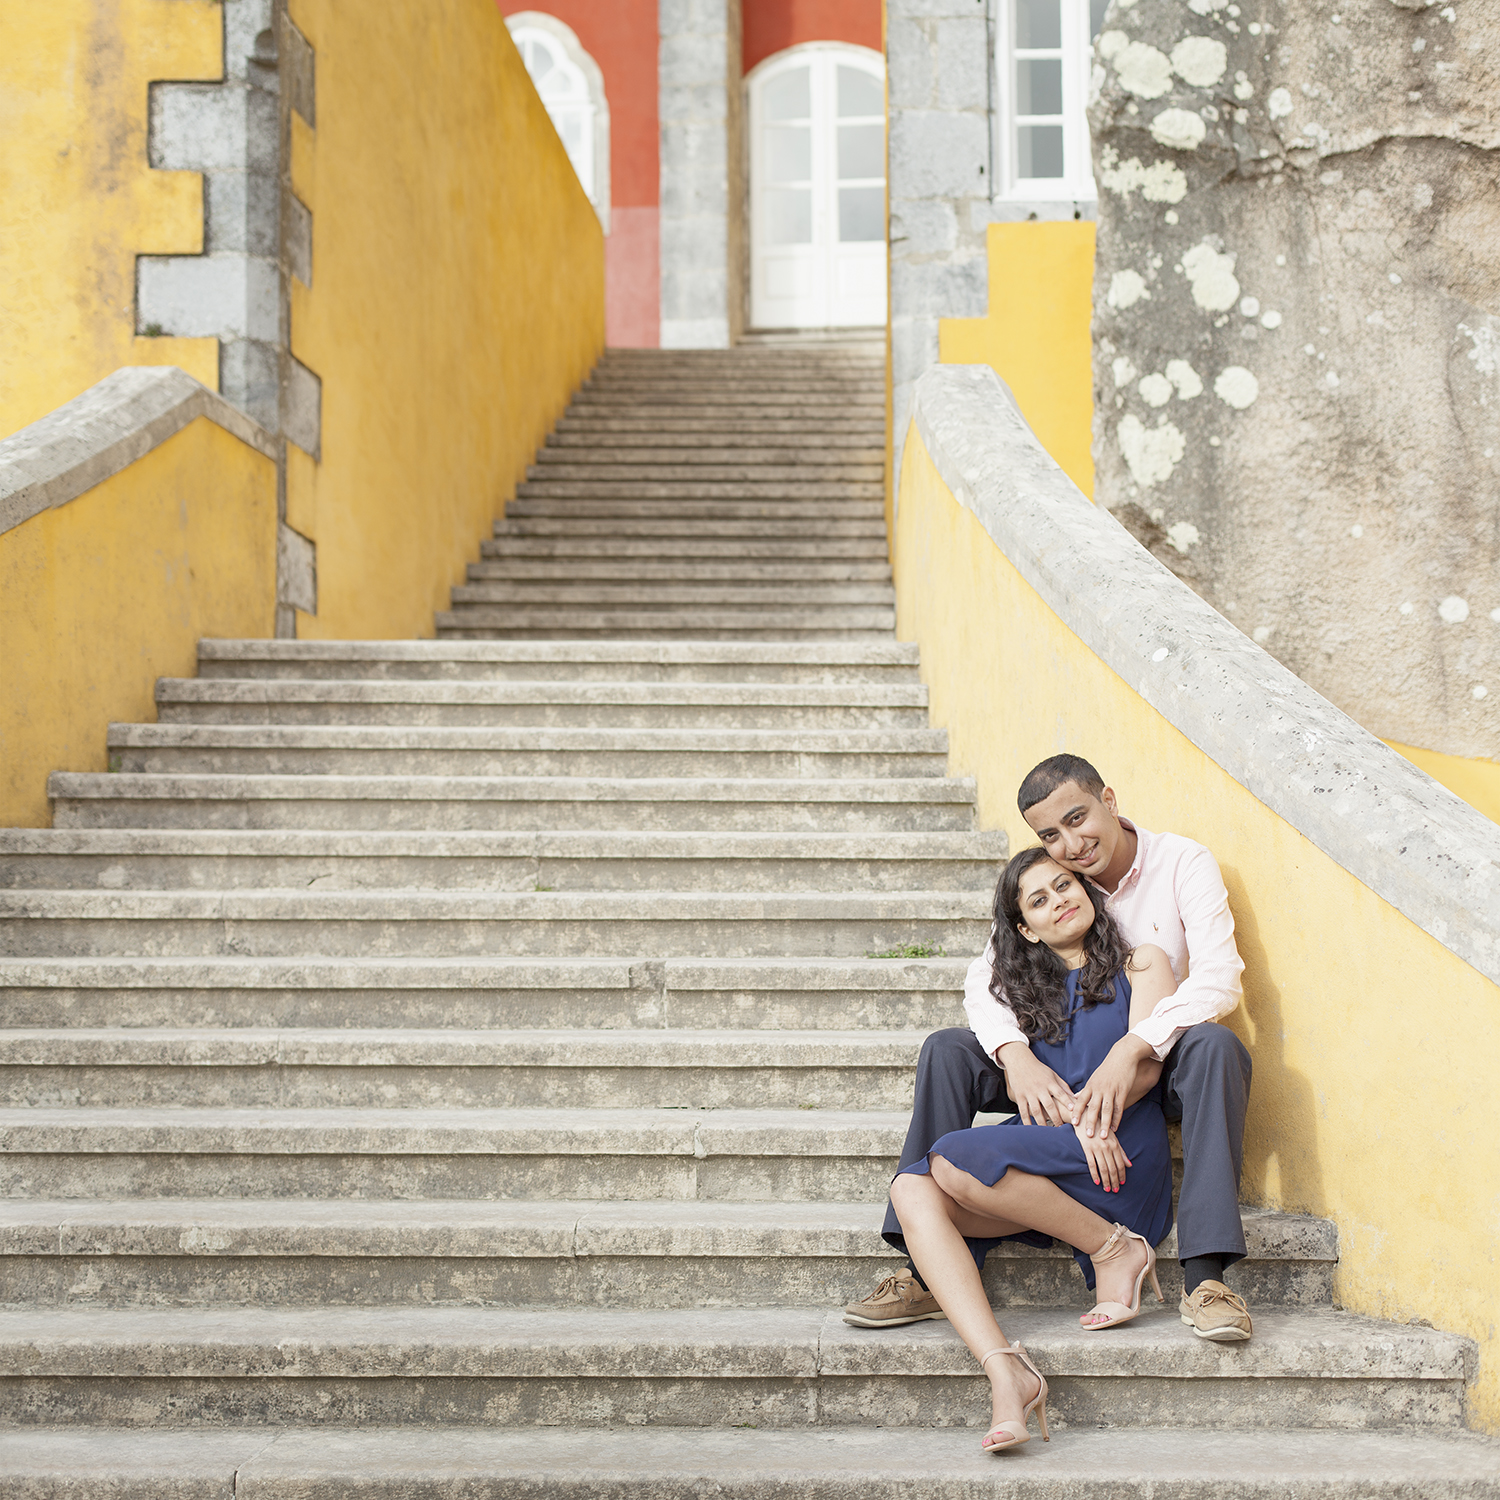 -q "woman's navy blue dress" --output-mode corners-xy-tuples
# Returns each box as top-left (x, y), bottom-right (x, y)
(895, 969), (1172, 1289)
